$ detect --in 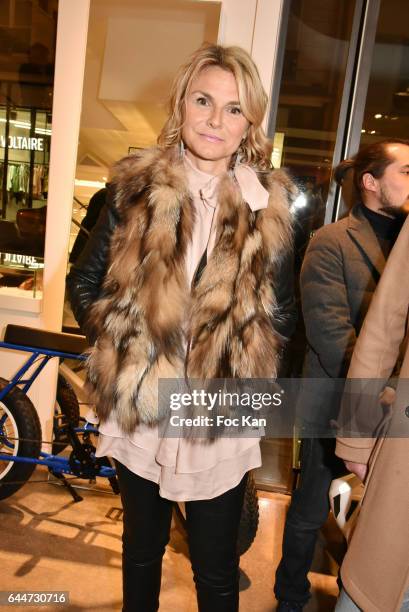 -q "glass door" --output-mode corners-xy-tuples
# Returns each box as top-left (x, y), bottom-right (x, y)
(0, 0), (59, 299)
(257, 0), (361, 492)
(360, 0), (409, 144)
(335, 0), (409, 217)
(260, 0), (407, 493)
